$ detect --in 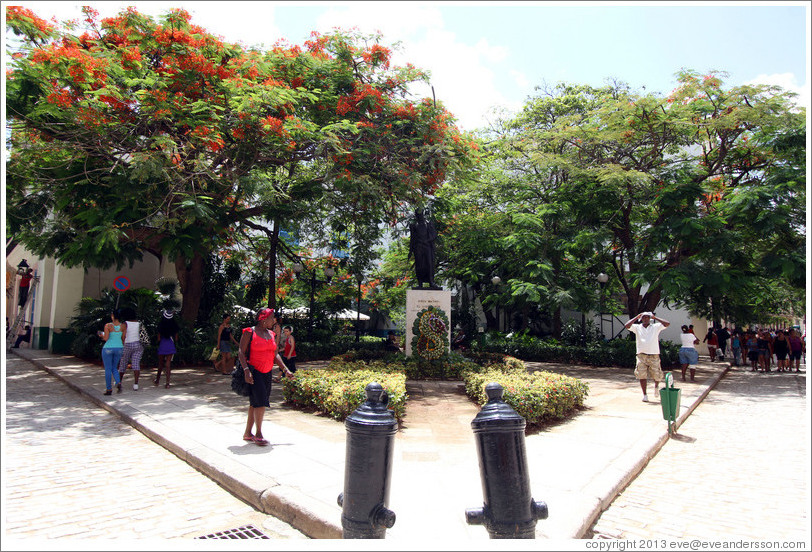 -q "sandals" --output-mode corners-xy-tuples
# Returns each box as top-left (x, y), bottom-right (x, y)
(243, 434), (269, 446)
